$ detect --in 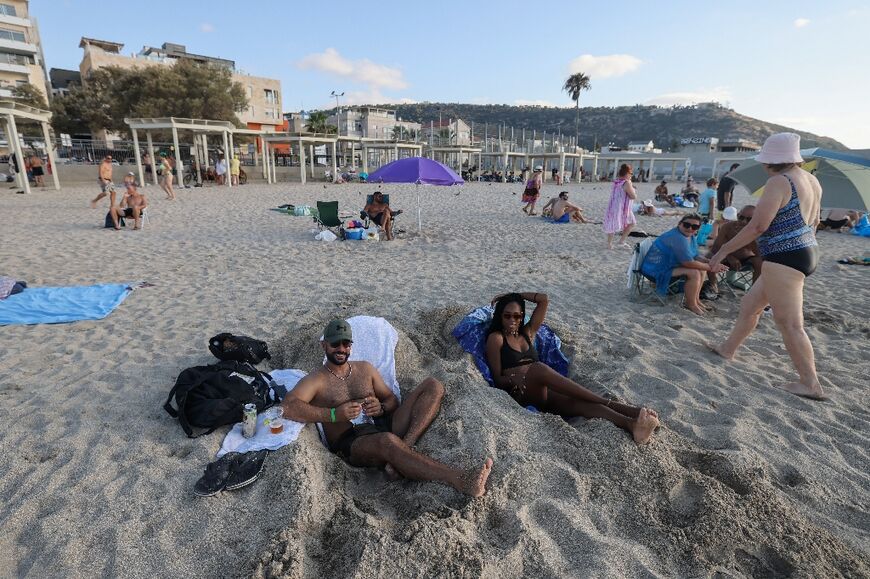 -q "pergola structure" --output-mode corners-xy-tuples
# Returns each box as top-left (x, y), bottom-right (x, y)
(358, 139), (423, 175)
(428, 145), (482, 175)
(259, 133), (338, 185)
(594, 154), (692, 182)
(124, 117), (274, 188)
(0, 100), (59, 193)
(478, 151), (593, 182)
